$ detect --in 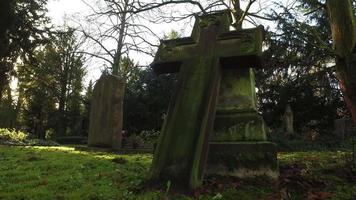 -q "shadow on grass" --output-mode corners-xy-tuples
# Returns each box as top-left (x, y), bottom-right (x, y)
(0, 146), (355, 200)
(0, 145), (159, 200)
